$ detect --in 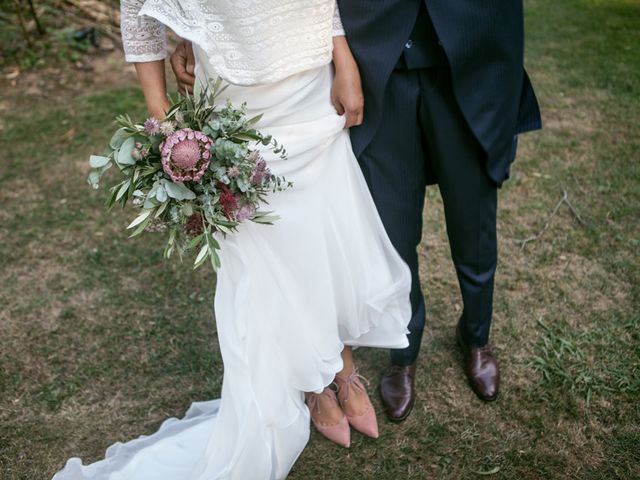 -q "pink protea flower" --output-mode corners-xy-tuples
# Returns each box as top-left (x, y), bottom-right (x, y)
(160, 128), (213, 182)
